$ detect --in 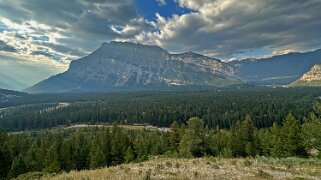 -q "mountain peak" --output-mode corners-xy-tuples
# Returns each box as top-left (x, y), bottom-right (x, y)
(182, 51), (204, 57)
(100, 41), (168, 54)
(25, 42), (243, 93)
